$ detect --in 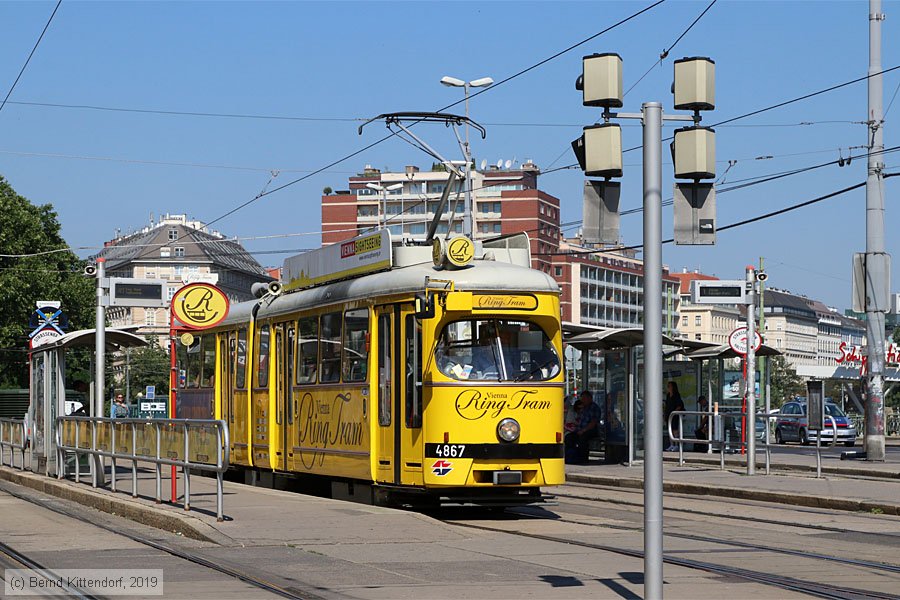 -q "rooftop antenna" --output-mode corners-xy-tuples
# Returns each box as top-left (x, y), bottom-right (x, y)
(496, 159), (503, 169)
(480, 159), (487, 170)
(504, 159), (512, 169)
